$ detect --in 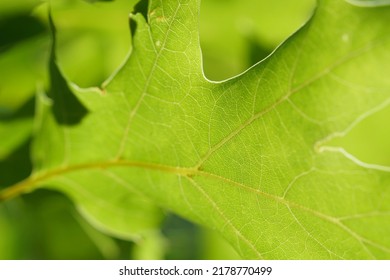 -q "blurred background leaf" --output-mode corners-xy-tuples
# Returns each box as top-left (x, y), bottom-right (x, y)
(200, 0), (315, 81)
(0, 0), (389, 259)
